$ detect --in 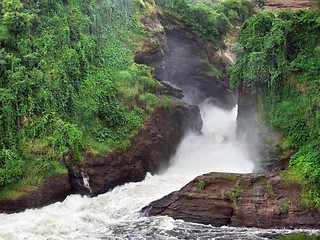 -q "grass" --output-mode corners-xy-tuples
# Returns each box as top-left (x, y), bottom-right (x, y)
(199, 57), (223, 78)
(267, 182), (275, 199)
(228, 183), (243, 208)
(280, 200), (289, 213)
